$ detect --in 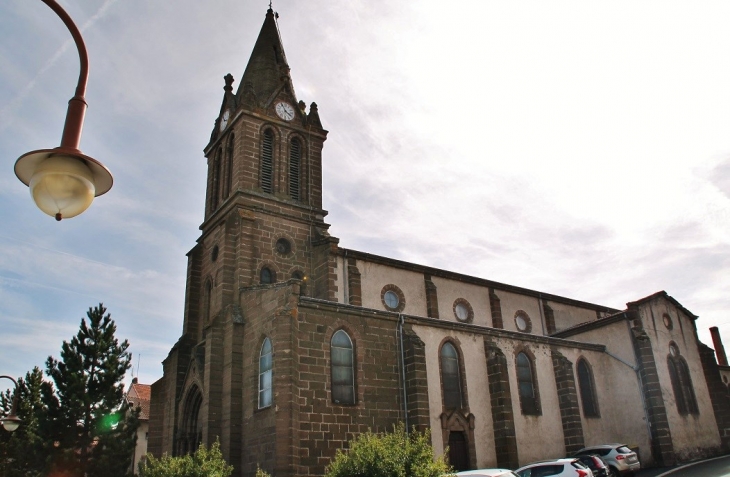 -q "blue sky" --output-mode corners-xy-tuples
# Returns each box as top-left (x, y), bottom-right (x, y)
(1, 0), (730, 391)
